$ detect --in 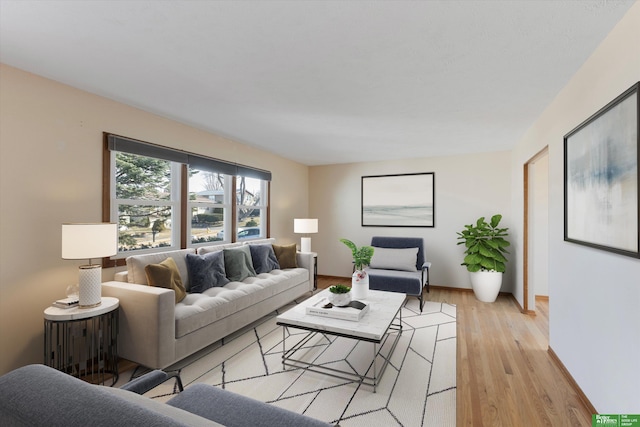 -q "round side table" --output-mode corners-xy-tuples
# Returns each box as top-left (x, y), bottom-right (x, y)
(44, 297), (119, 385)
